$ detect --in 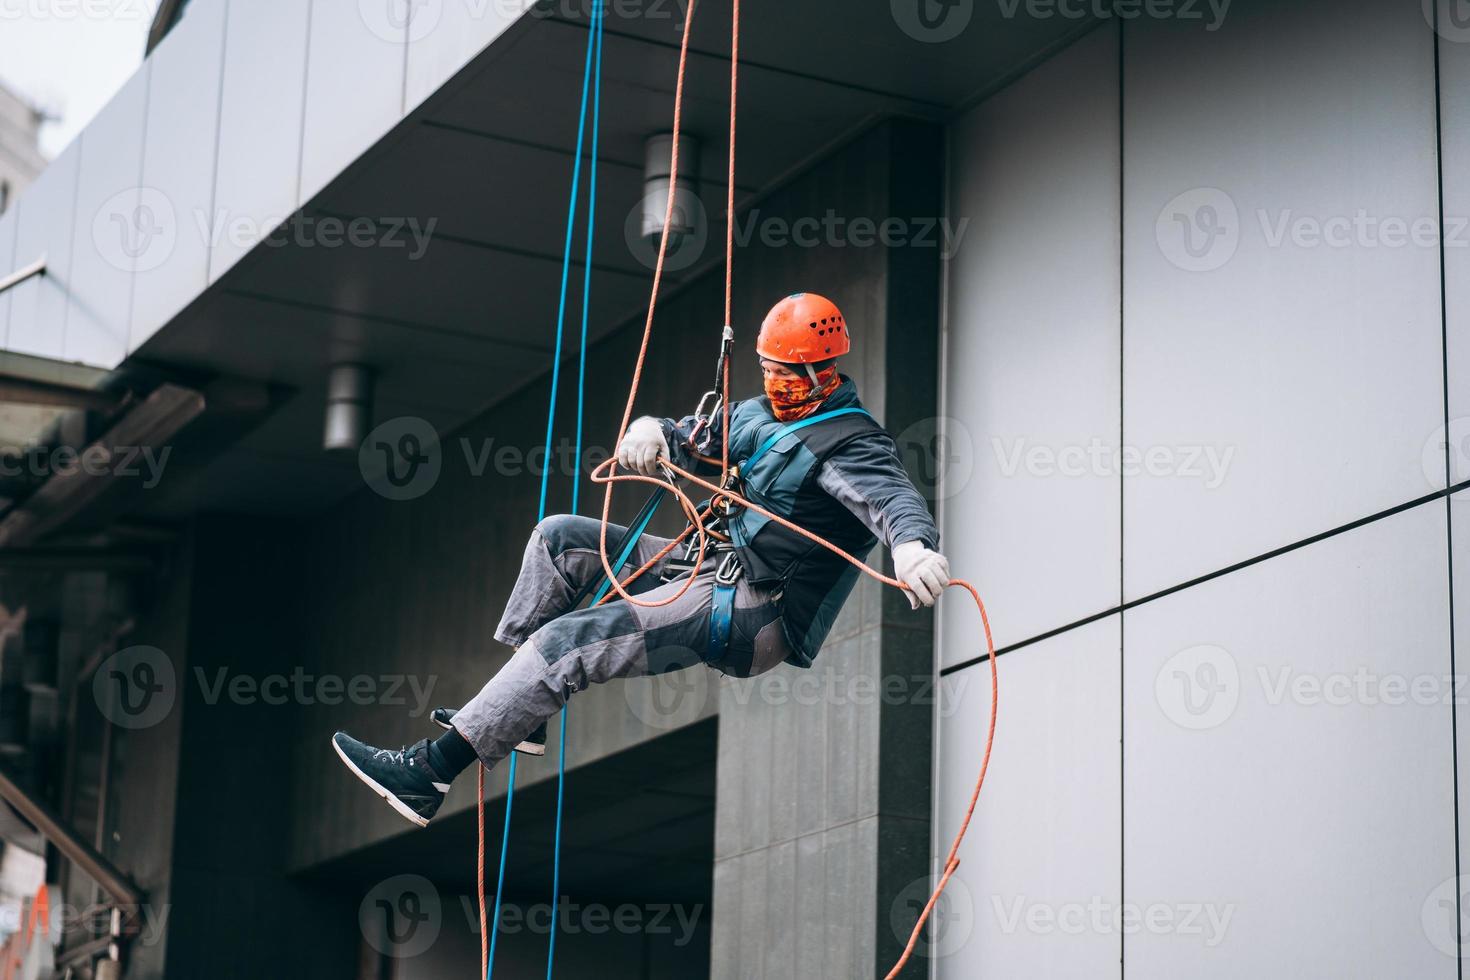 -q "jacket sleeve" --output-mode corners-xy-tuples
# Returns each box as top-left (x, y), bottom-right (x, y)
(816, 429), (940, 552)
(655, 405), (732, 476)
